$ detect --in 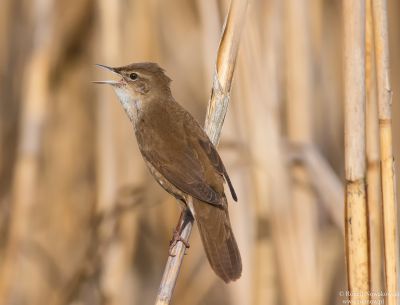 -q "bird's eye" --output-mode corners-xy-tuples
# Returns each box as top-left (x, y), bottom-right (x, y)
(129, 73), (138, 81)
